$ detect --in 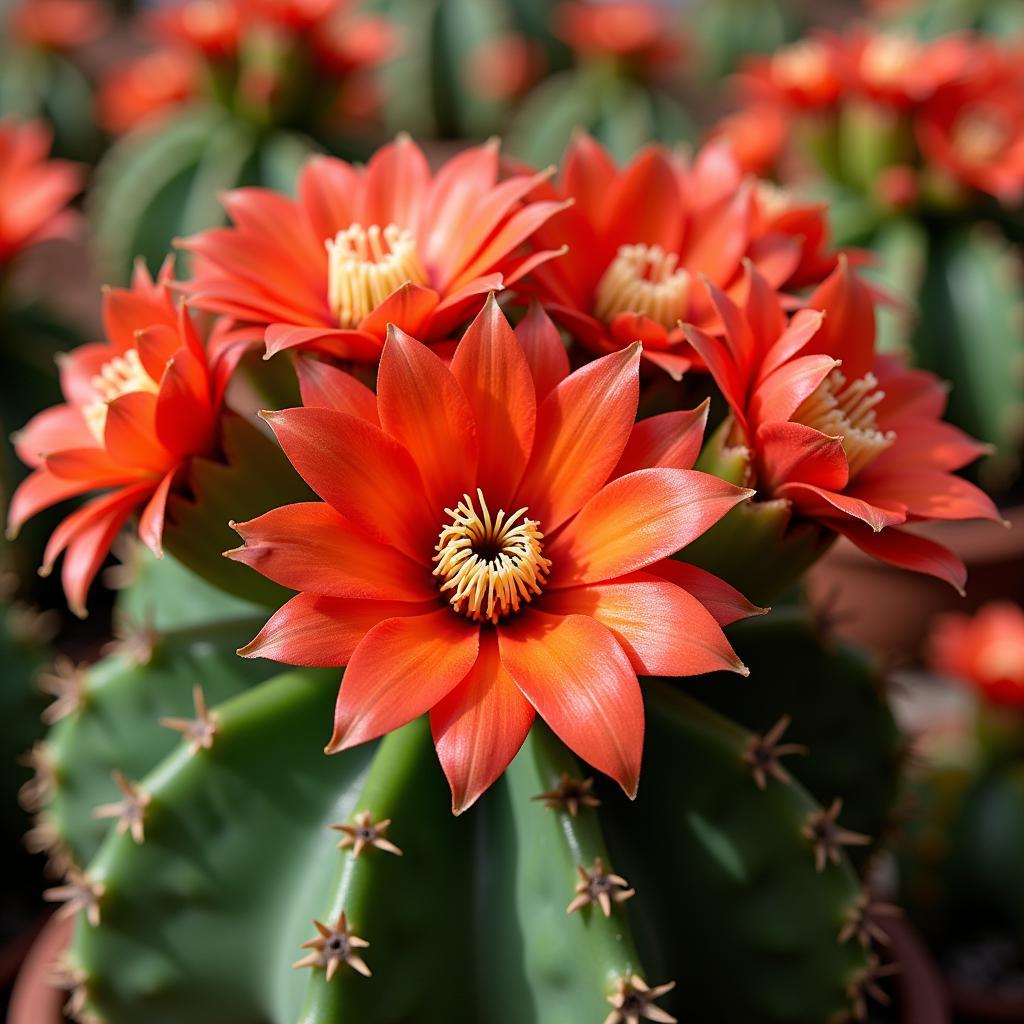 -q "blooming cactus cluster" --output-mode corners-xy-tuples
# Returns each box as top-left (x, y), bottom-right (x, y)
(722, 27), (1024, 206)
(10, 132), (997, 814)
